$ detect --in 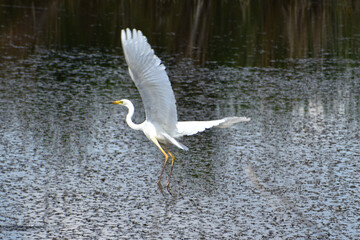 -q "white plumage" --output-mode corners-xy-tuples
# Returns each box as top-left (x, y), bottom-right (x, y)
(111, 28), (250, 193)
